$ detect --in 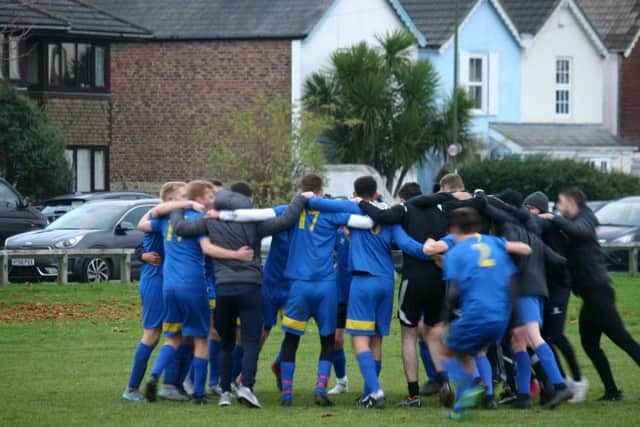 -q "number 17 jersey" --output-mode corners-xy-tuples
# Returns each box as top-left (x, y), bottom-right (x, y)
(283, 208), (352, 282)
